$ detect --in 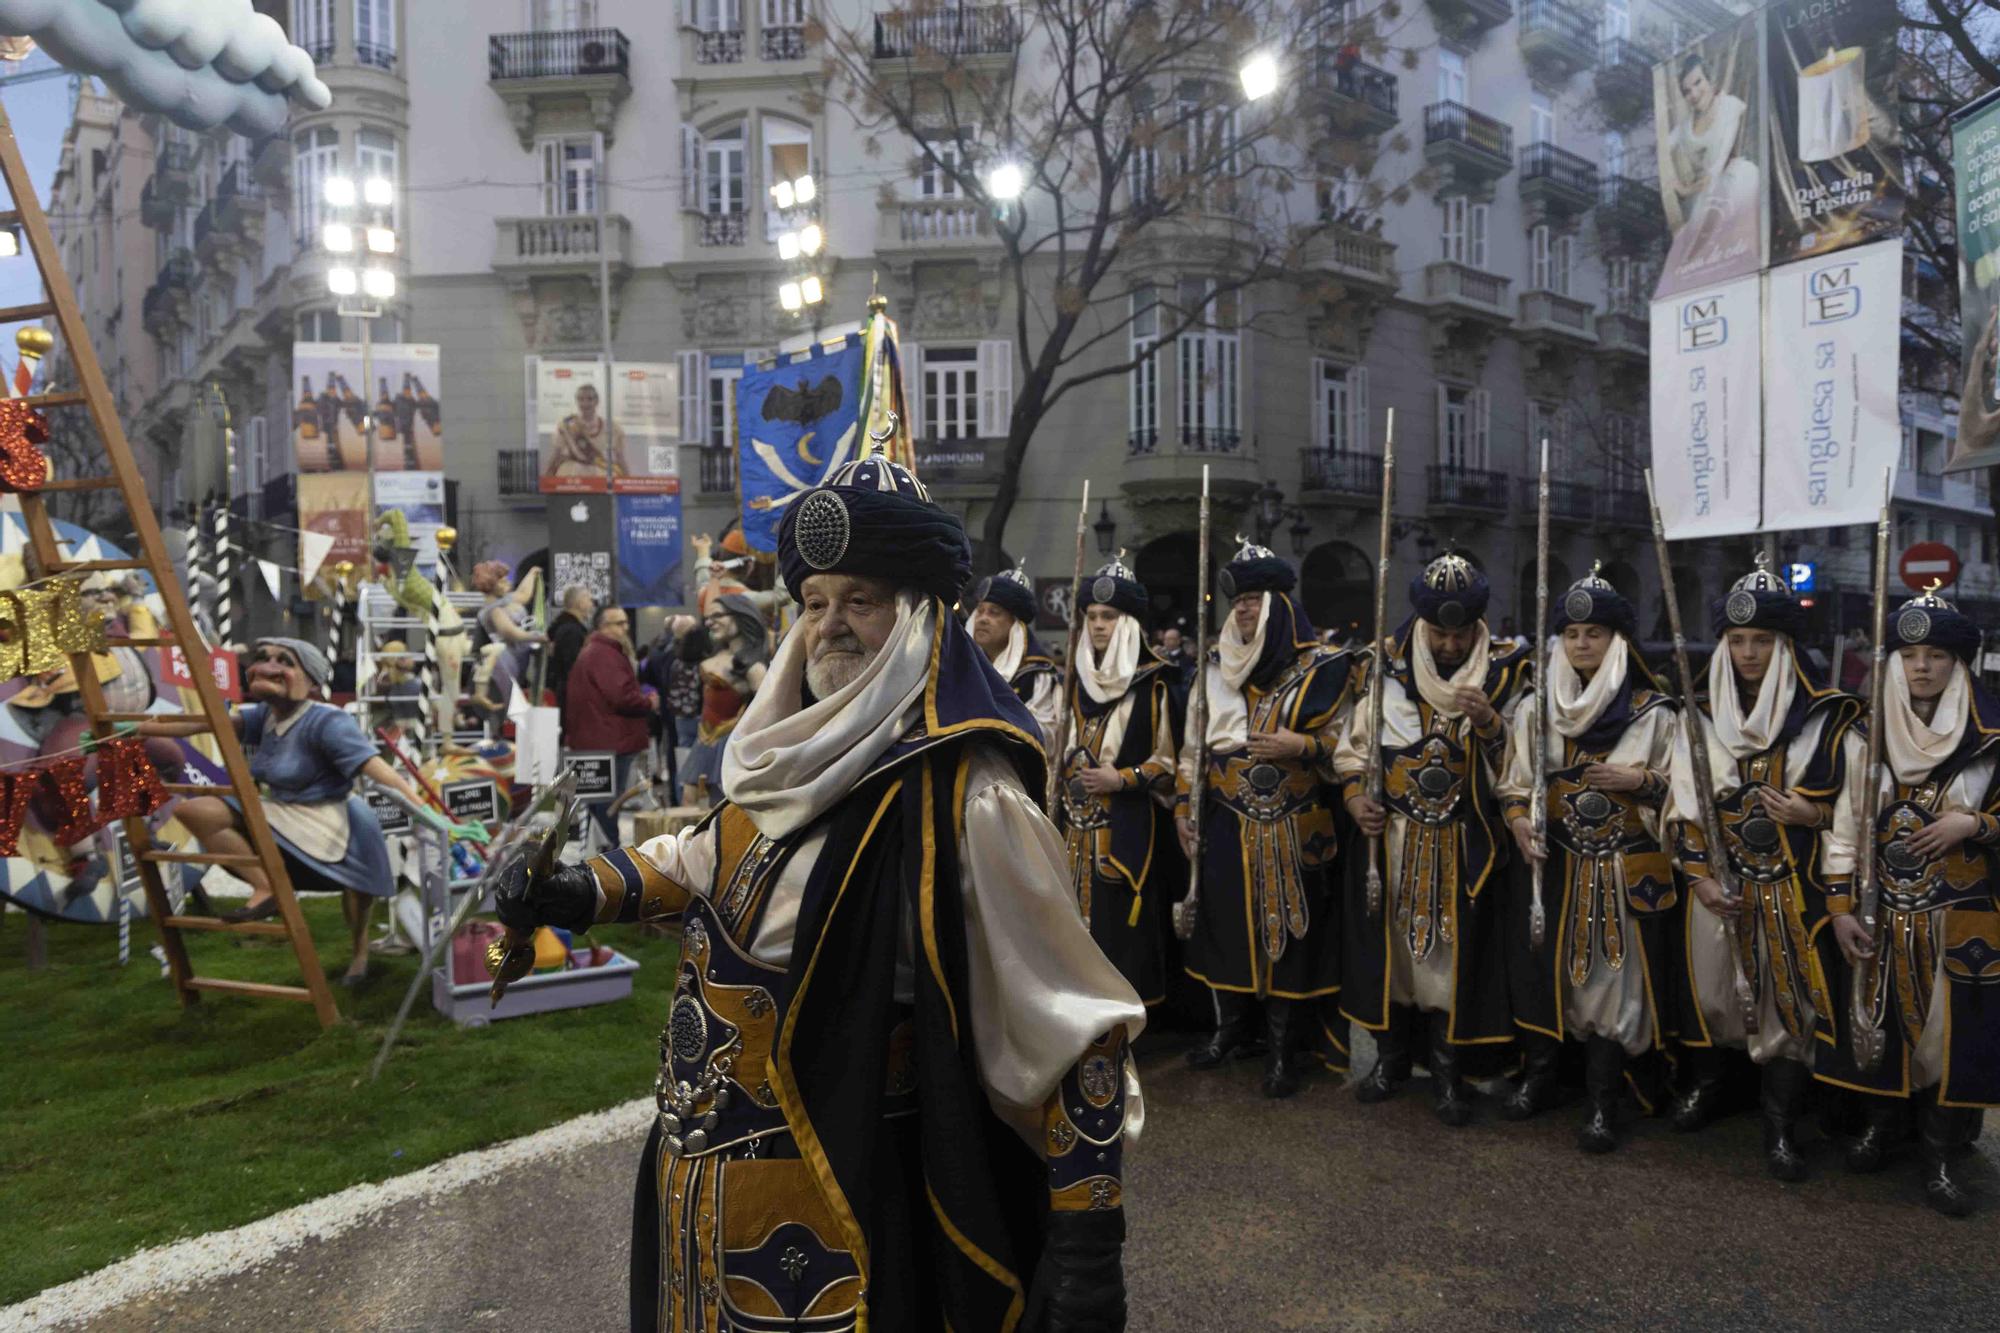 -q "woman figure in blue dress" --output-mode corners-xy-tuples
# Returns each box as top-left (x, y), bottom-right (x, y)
(177, 637), (441, 985)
